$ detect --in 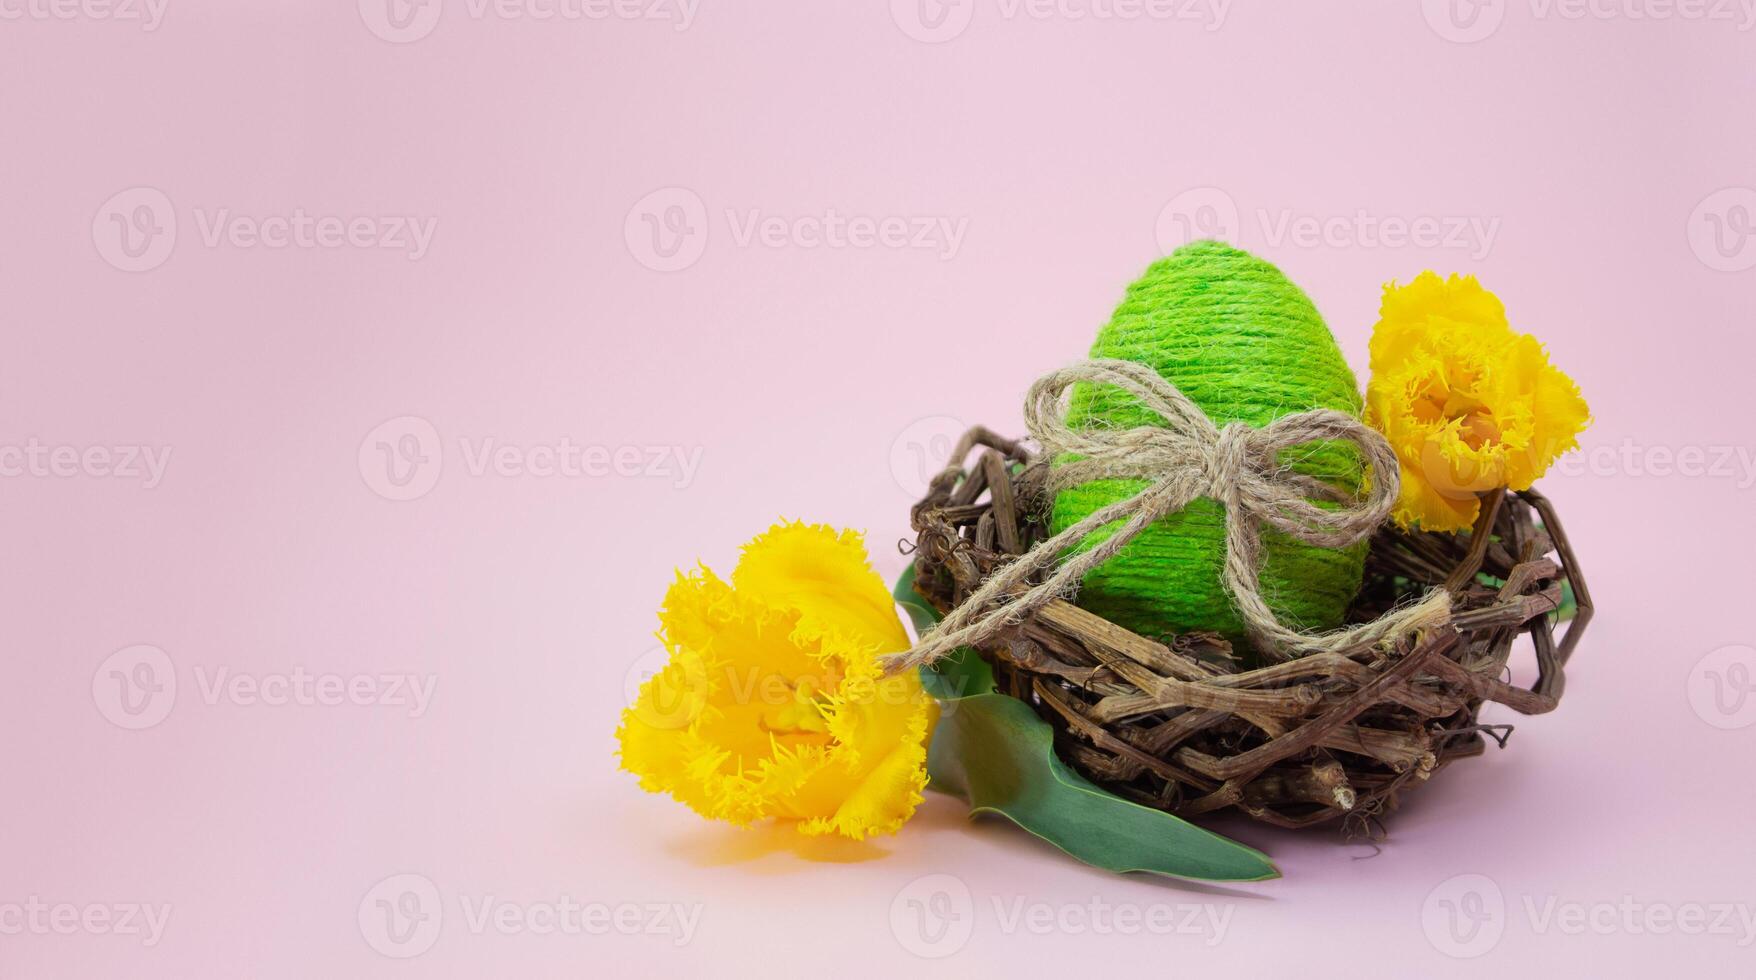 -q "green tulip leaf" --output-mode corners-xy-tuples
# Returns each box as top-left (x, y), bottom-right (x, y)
(893, 565), (1279, 883)
(893, 564), (995, 701)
